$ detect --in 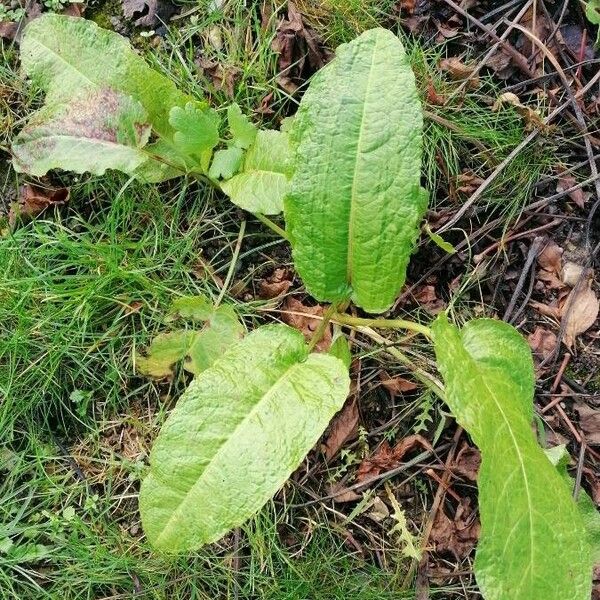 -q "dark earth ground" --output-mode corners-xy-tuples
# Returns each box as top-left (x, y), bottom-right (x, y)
(1, 0), (599, 598)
